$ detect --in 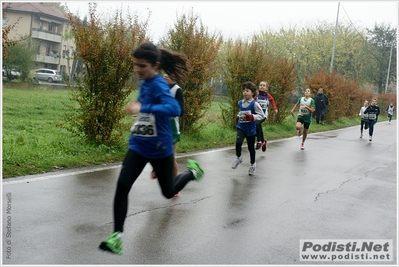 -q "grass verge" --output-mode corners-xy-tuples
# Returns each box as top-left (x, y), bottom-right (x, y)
(2, 88), (388, 178)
